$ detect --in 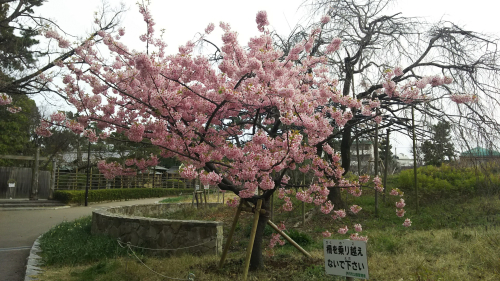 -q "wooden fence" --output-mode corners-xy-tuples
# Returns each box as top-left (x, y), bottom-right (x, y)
(0, 167), (51, 199)
(54, 169), (195, 191)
